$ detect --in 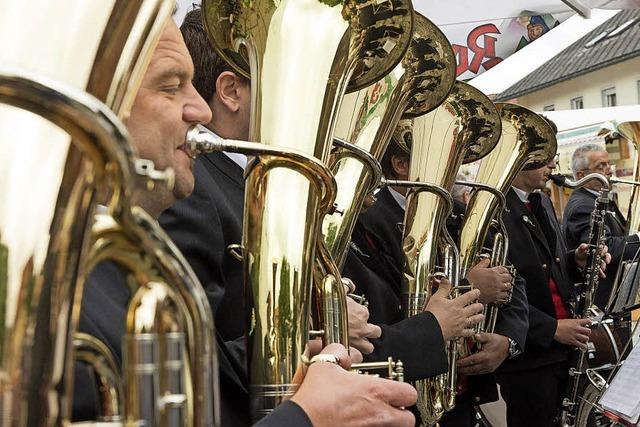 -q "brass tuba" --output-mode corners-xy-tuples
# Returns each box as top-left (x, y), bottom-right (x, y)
(387, 81), (500, 425)
(616, 122), (640, 233)
(458, 103), (557, 336)
(0, 1), (220, 425)
(324, 12), (457, 269)
(201, 0), (412, 420)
